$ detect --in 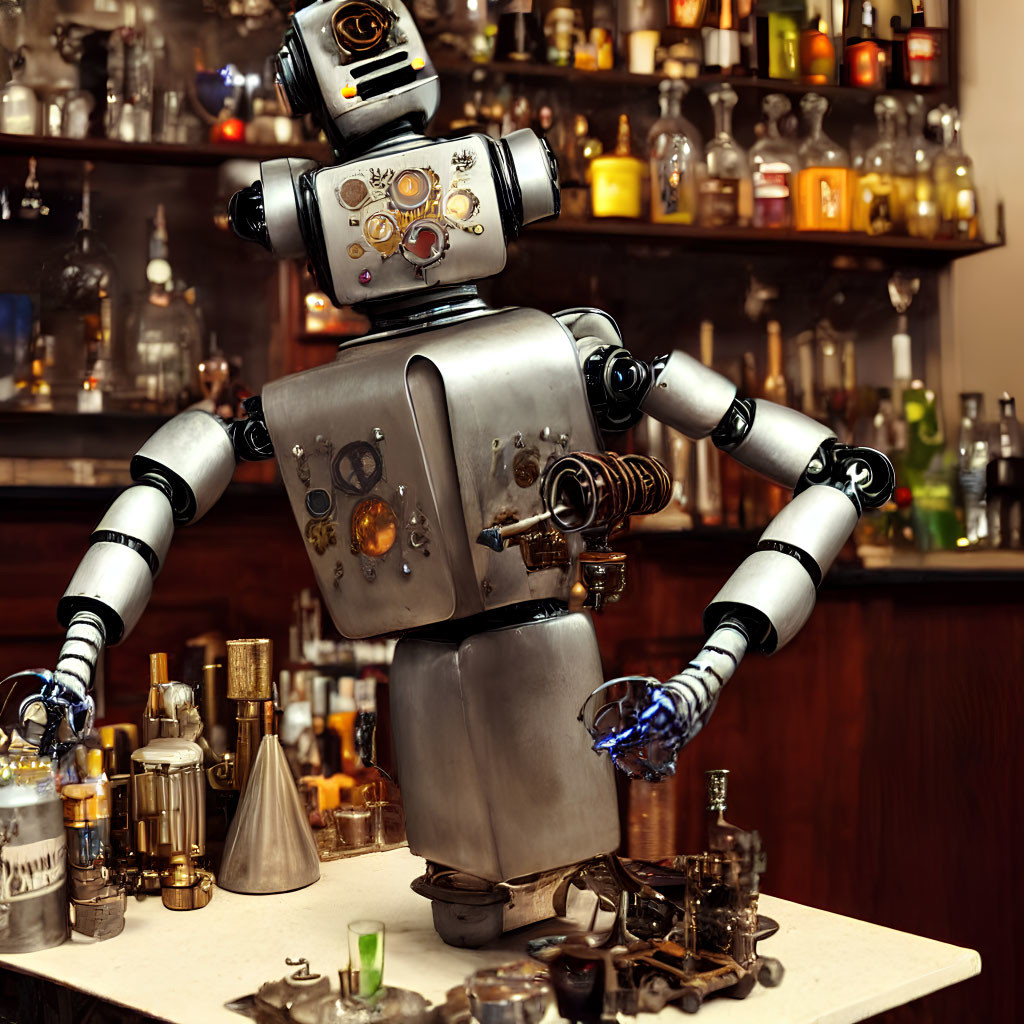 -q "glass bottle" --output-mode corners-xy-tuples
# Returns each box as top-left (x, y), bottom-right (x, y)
(903, 96), (940, 240)
(127, 204), (202, 411)
(931, 105), (980, 242)
(589, 114), (645, 219)
(648, 80), (703, 225)
(957, 392), (989, 546)
(796, 92), (851, 231)
(905, 0), (947, 88)
(703, 0), (742, 75)
(0, 48), (40, 136)
(763, 321), (788, 517)
(996, 393), (1023, 459)
(750, 93), (800, 229)
(845, 1), (885, 88)
(699, 84), (749, 228)
(852, 95), (900, 236)
(800, 11), (835, 84)
(39, 164), (118, 412)
(758, 0), (804, 81)
(493, 1), (546, 63)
